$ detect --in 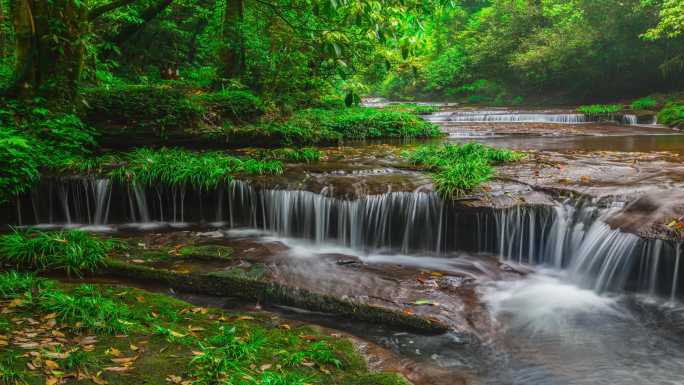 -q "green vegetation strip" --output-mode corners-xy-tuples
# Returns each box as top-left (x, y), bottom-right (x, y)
(406, 143), (523, 199)
(658, 103), (684, 127)
(576, 104), (622, 115)
(0, 271), (410, 385)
